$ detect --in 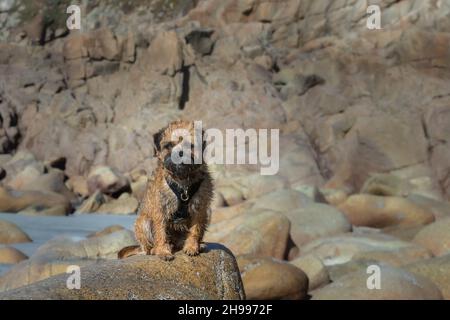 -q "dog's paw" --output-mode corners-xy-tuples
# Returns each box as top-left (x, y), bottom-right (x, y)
(183, 242), (200, 256)
(150, 246), (174, 261)
(159, 254), (175, 261)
